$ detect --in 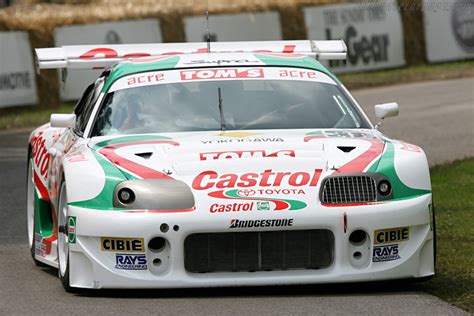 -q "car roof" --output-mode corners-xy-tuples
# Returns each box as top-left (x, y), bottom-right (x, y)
(103, 52), (340, 92)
